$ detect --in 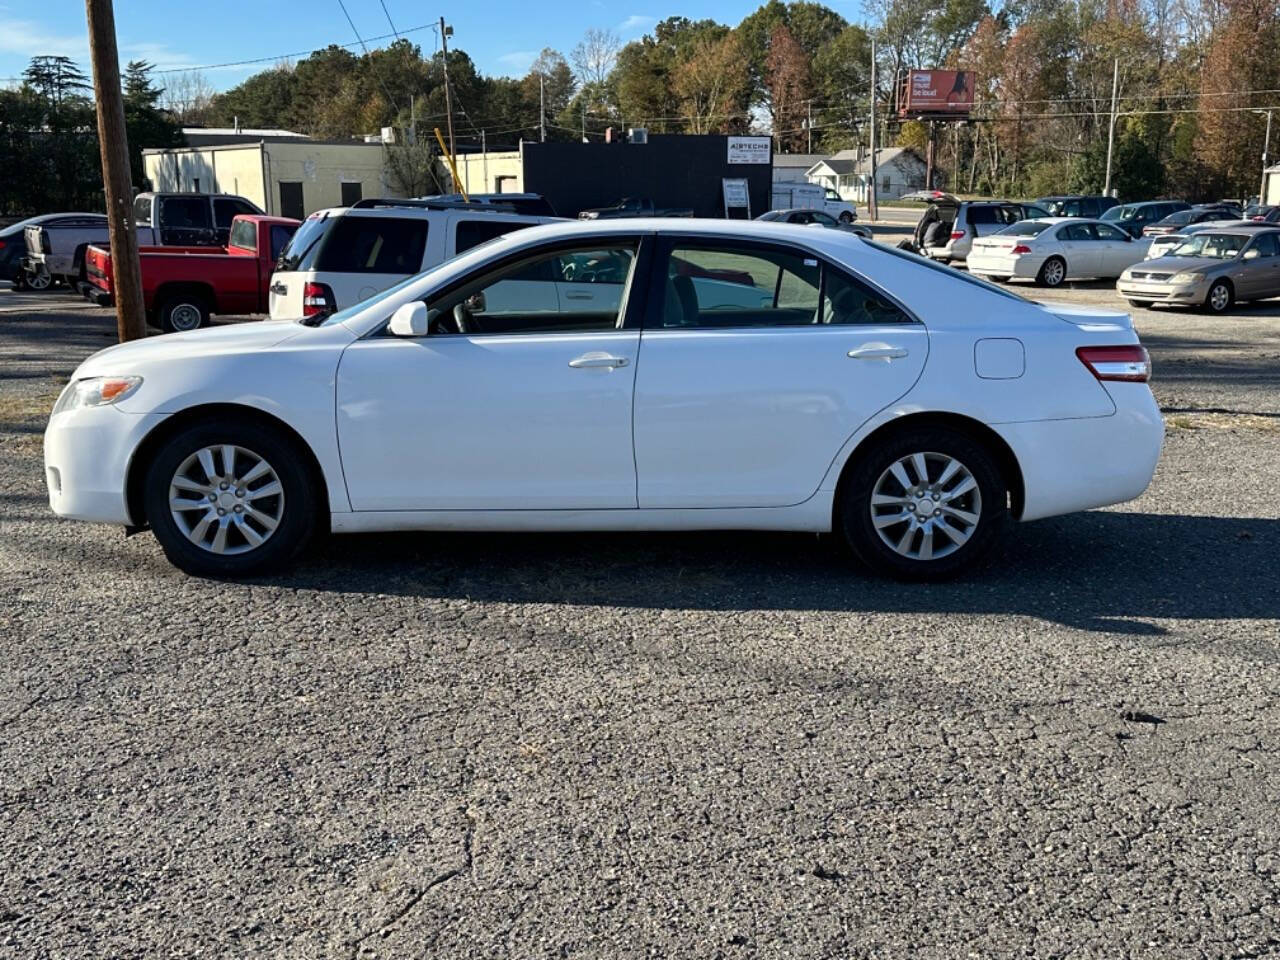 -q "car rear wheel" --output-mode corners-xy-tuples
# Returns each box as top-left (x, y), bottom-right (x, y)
(839, 428), (1008, 581)
(158, 295), (210, 333)
(1126, 298), (1154, 308)
(1037, 256), (1066, 287)
(25, 270), (52, 291)
(143, 420), (317, 577)
(1204, 280), (1233, 314)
